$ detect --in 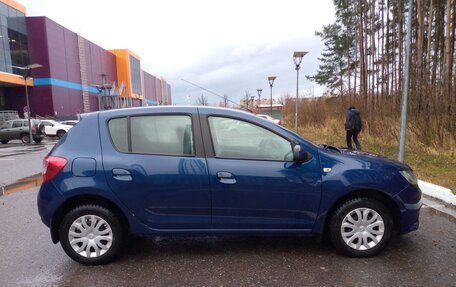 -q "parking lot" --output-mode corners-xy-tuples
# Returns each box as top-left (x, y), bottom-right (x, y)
(0, 186), (455, 286)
